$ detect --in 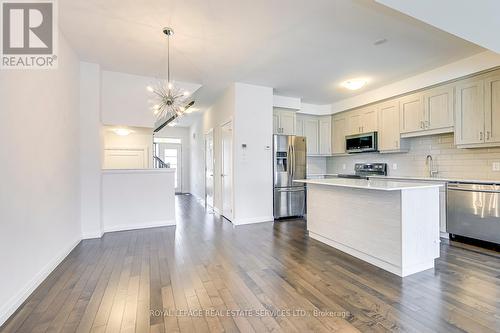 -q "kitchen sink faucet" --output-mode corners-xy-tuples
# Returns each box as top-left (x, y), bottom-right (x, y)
(426, 155), (438, 178)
